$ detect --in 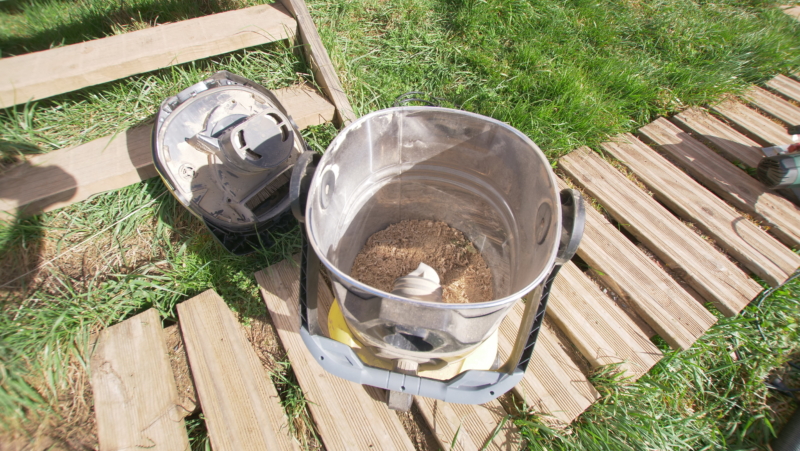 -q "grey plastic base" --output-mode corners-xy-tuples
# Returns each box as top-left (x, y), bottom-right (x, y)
(300, 327), (524, 404)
